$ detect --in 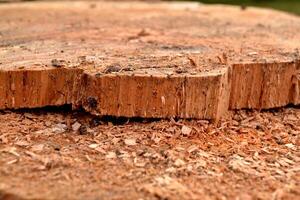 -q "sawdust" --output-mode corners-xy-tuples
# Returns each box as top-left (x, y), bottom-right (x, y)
(0, 107), (299, 199)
